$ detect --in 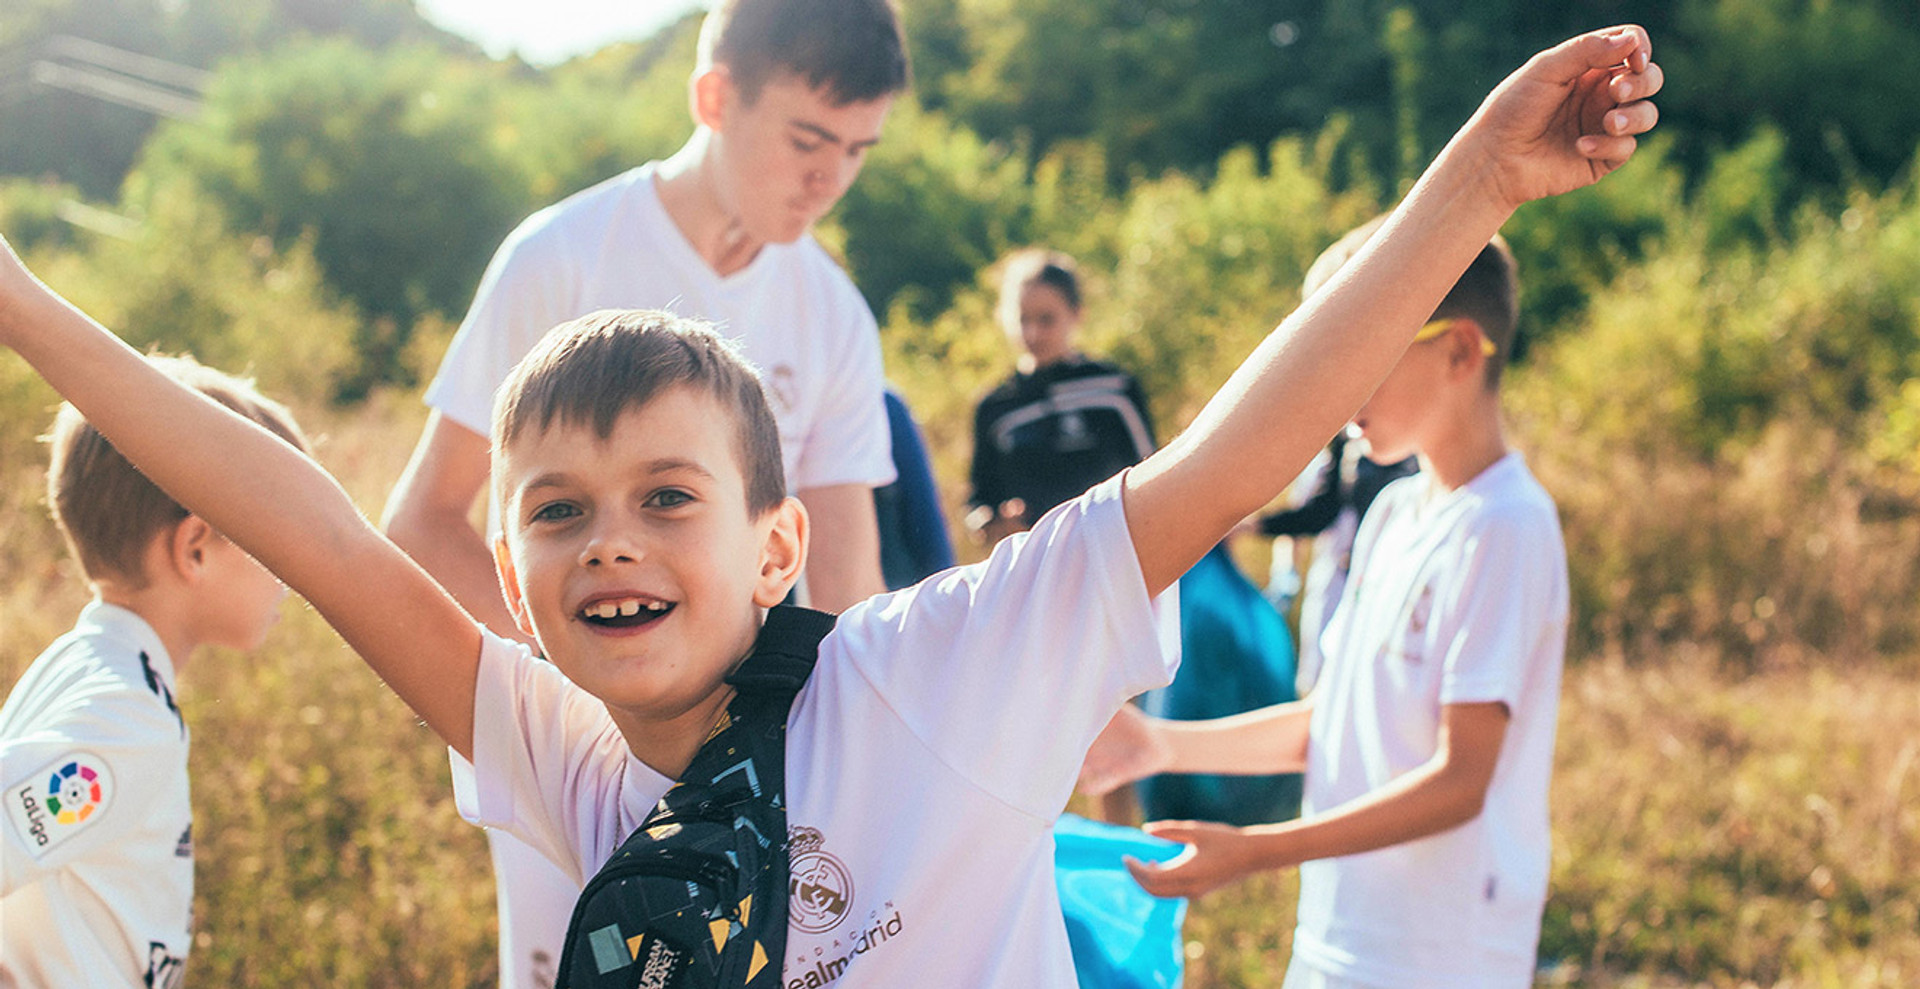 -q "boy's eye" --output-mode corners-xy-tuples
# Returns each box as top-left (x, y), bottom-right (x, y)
(647, 489), (694, 509)
(529, 501), (581, 523)
(791, 137), (822, 154)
